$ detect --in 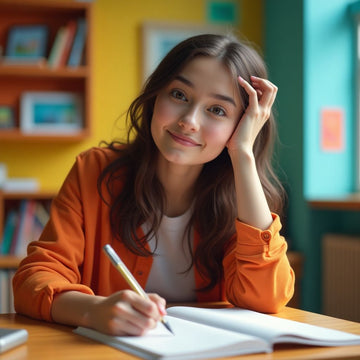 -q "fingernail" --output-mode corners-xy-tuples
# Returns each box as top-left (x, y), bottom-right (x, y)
(158, 303), (167, 315)
(251, 76), (260, 80)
